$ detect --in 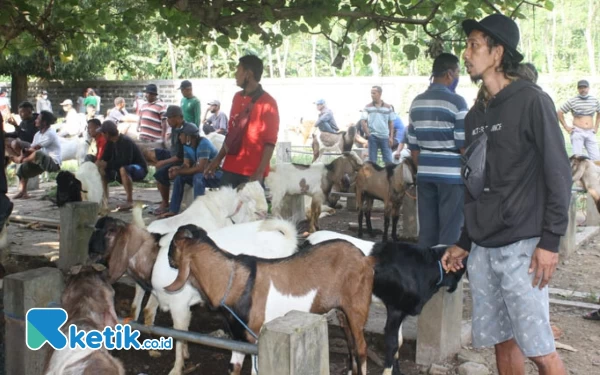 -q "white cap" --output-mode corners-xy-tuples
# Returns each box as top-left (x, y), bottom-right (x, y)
(60, 99), (73, 106)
